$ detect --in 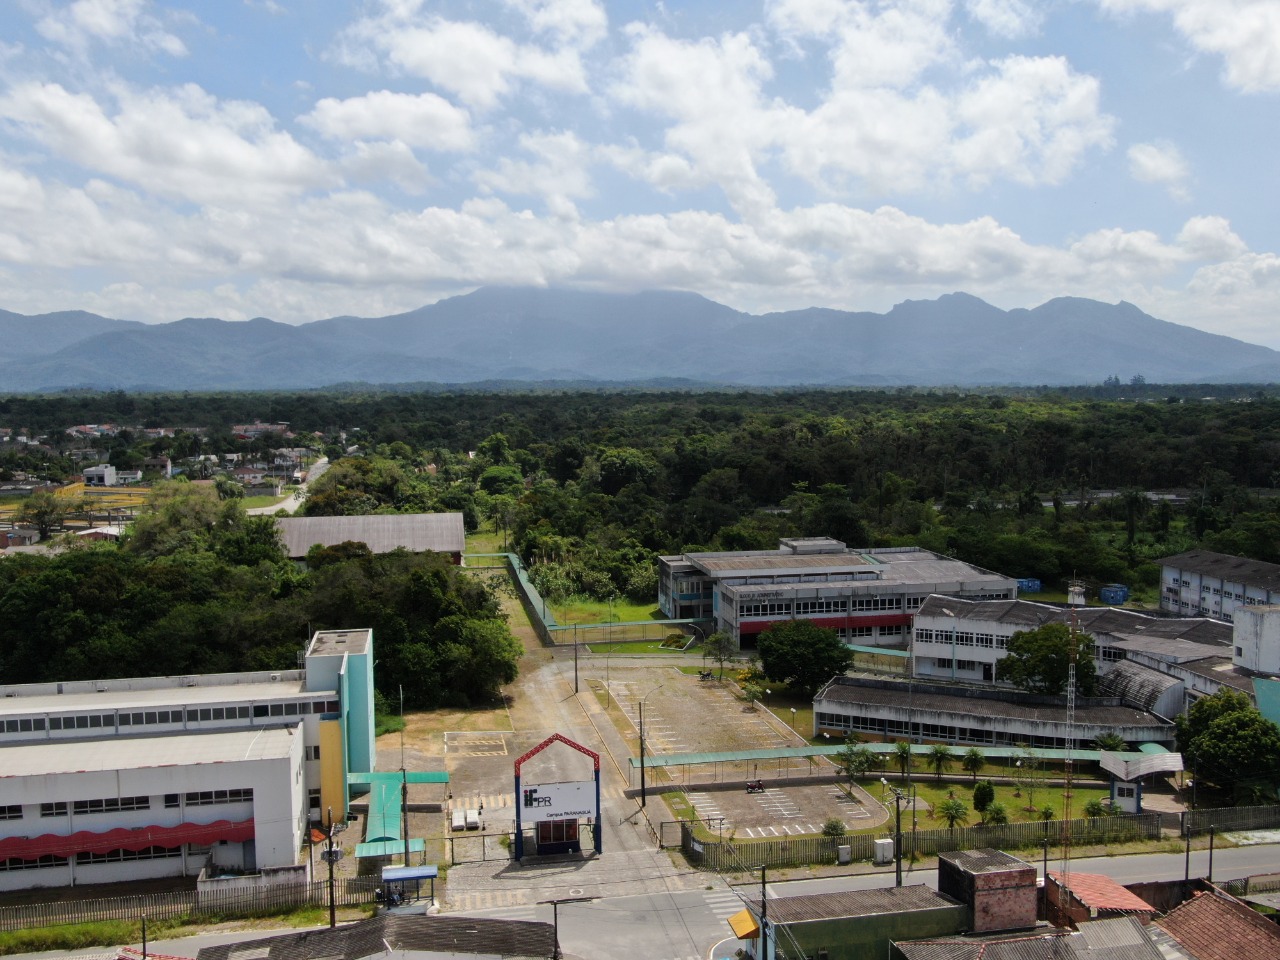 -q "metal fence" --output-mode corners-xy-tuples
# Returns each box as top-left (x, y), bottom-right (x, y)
(1183, 803), (1280, 836)
(0, 877), (381, 933)
(679, 813), (1162, 873)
